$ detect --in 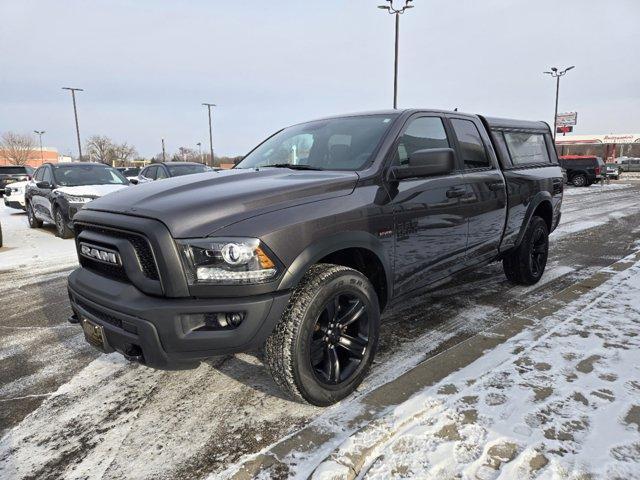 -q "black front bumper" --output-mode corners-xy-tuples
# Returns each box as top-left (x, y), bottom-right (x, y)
(68, 268), (291, 370)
